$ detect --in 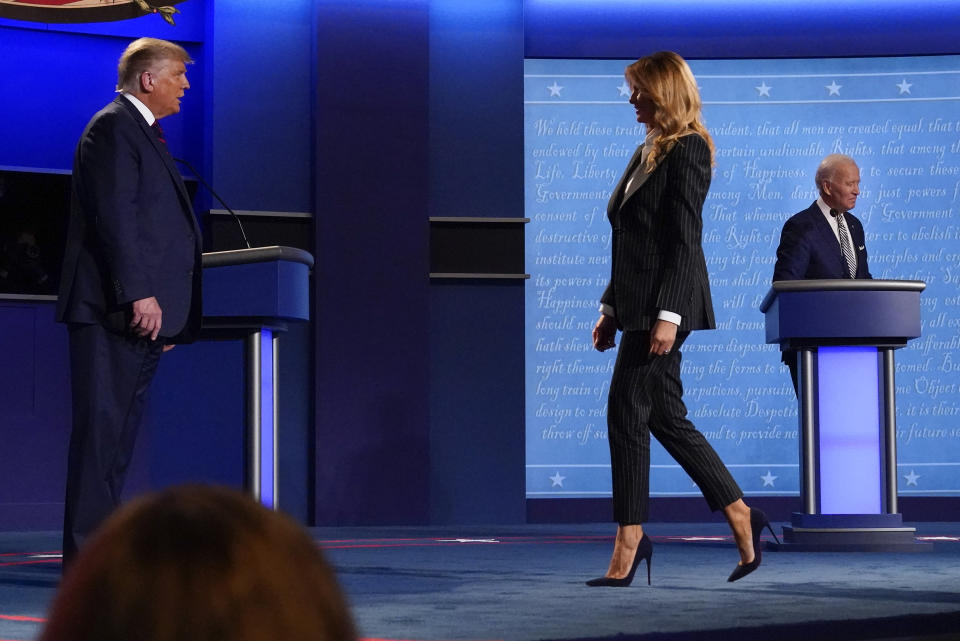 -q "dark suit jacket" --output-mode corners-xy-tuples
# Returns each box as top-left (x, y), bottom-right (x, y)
(773, 201), (872, 372)
(56, 96), (202, 341)
(601, 133), (715, 332)
(773, 201), (871, 281)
